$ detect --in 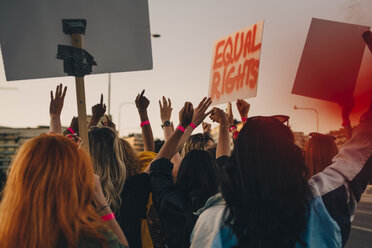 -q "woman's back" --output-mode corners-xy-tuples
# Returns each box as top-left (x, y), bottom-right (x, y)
(191, 113), (372, 247)
(0, 134), (119, 248)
